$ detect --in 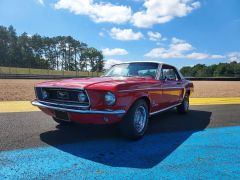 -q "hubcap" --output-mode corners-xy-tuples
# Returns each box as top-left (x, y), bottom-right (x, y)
(134, 105), (147, 133)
